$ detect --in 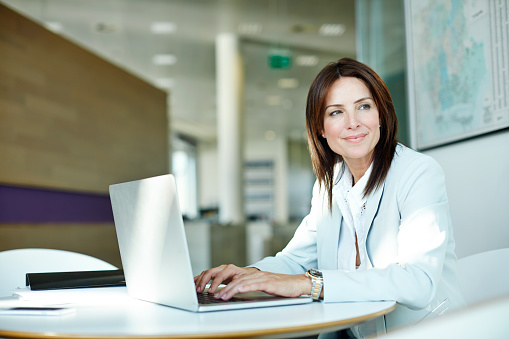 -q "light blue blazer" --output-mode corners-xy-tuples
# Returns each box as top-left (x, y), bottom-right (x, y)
(252, 144), (464, 333)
